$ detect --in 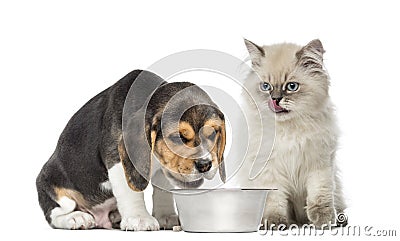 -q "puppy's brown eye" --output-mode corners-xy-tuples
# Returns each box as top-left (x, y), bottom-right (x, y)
(169, 134), (188, 144)
(208, 131), (217, 141)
